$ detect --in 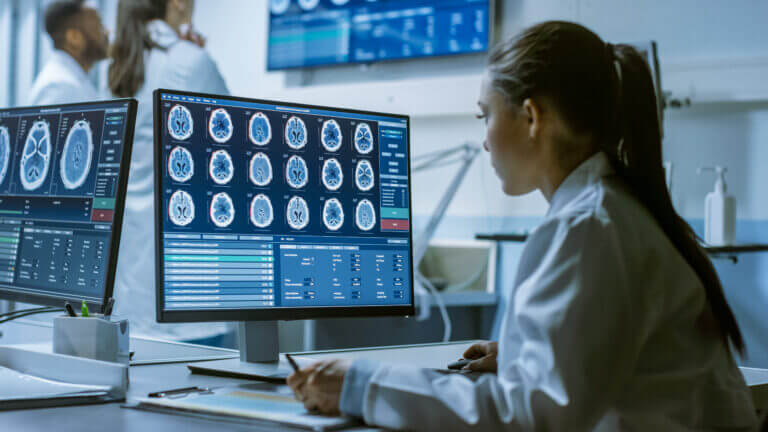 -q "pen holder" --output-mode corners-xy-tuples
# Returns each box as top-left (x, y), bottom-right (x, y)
(53, 315), (130, 364)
